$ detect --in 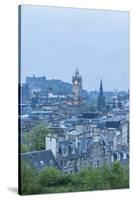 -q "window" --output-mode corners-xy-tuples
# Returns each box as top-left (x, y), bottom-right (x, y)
(63, 146), (67, 155)
(123, 152), (127, 159)
(97, 160), (100, 167)
(117, 152), (120, 161)
(64, 160), (67, 169)
(40, 160), (44, 165)
(111, 155), (114, 163)
(83, 154), (87, 160)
